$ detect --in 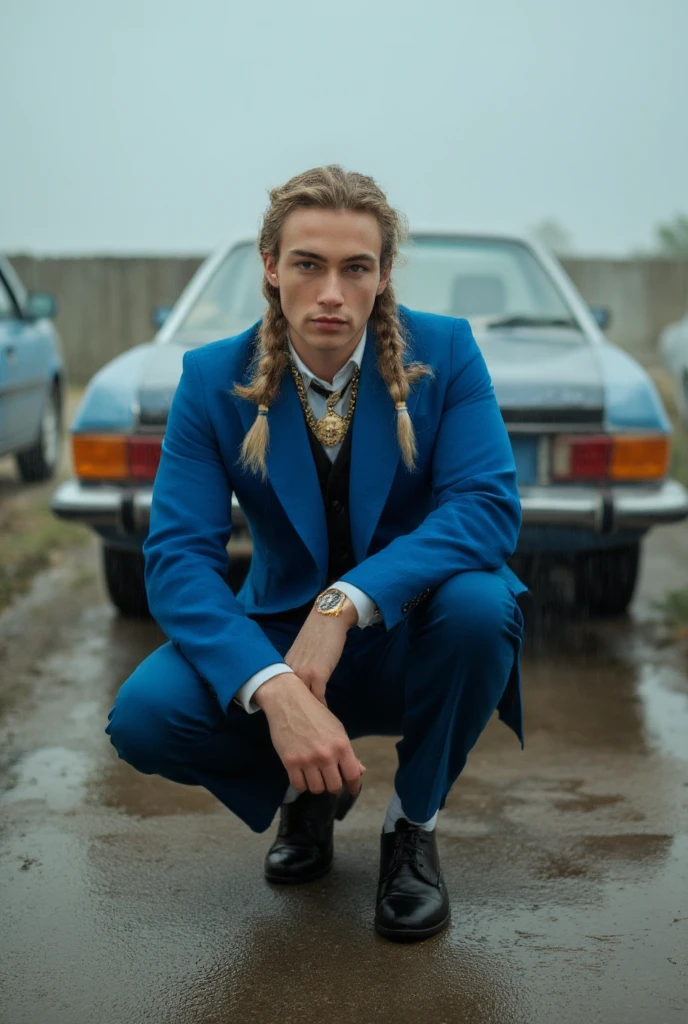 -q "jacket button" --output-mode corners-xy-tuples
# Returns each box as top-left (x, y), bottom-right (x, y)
(331, 499), (344, 514)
